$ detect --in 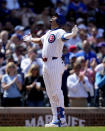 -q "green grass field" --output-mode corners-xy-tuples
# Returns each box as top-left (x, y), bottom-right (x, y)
(0, 127), (105, 131)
